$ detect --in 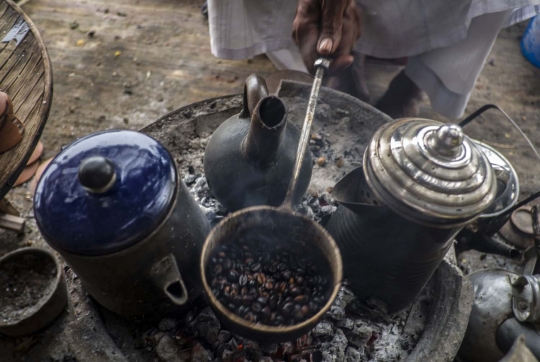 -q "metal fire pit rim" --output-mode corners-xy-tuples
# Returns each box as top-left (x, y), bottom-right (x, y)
(200, 204), (343, 339)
